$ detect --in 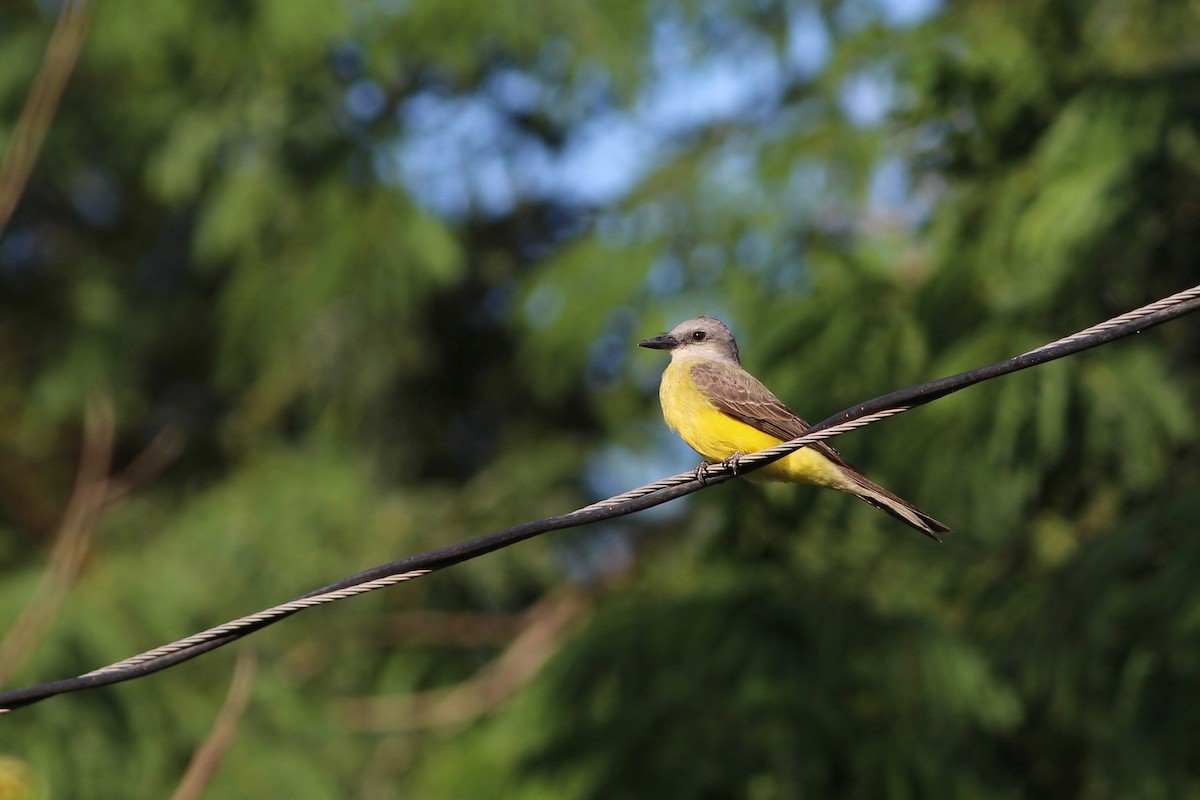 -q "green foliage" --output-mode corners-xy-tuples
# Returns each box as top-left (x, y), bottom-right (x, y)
(2, 0), (1199, 797)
